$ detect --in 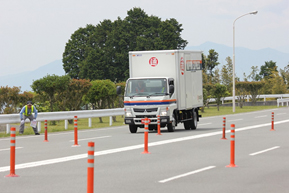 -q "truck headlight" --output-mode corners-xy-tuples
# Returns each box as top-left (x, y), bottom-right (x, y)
(125, 108), (133, 117)
(126, 112), (133, 117)
(160, 107), (169, 116)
